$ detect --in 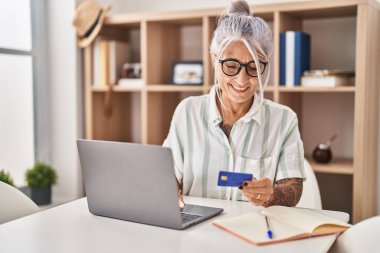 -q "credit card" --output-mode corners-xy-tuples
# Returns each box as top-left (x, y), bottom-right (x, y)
(217, 171), (253, 187)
